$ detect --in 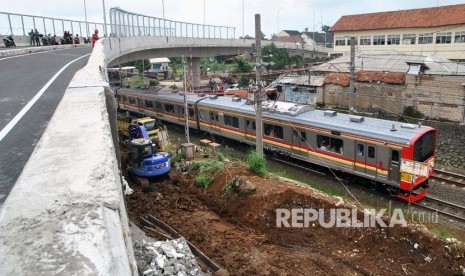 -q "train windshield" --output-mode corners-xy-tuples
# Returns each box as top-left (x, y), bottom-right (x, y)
(414, 130), (435, 162)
